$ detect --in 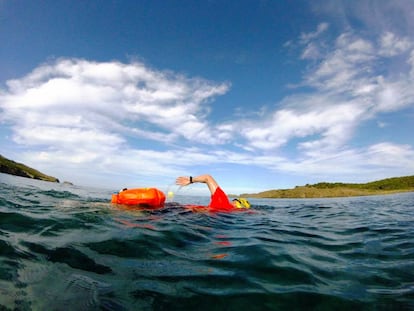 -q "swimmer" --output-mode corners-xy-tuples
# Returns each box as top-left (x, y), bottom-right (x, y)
(175, 174), (250, 211)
